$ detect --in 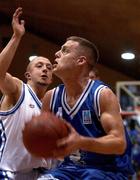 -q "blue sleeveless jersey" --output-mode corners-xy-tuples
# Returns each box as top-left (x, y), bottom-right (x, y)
(50, 79), (134, 175)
